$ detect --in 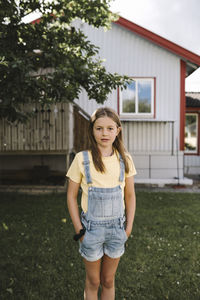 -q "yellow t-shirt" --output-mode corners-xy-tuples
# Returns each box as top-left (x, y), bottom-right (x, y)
(66, 150), (136, 212)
